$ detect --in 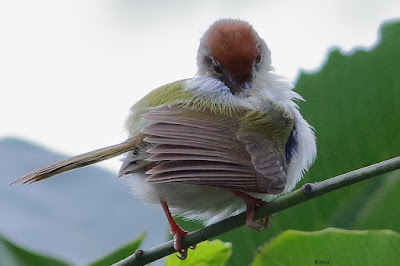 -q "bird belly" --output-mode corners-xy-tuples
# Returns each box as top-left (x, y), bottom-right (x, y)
(124, 171), (247, 225)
